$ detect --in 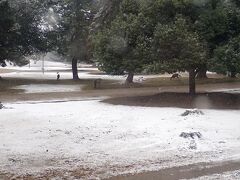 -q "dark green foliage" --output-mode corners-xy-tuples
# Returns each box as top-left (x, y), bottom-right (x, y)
(93, 0), (151, 82)
(0, 1), (16, 66)
(52, 0), (93, 59)
(152, 16), (206, 94)
(195, 0), (240, 59)
(91, 0), (123, 31)
(47, 0), (95, 79)
(212, 35), (240, 77)
(152, 16), (206, 71)
(0, 0), (52, 67)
